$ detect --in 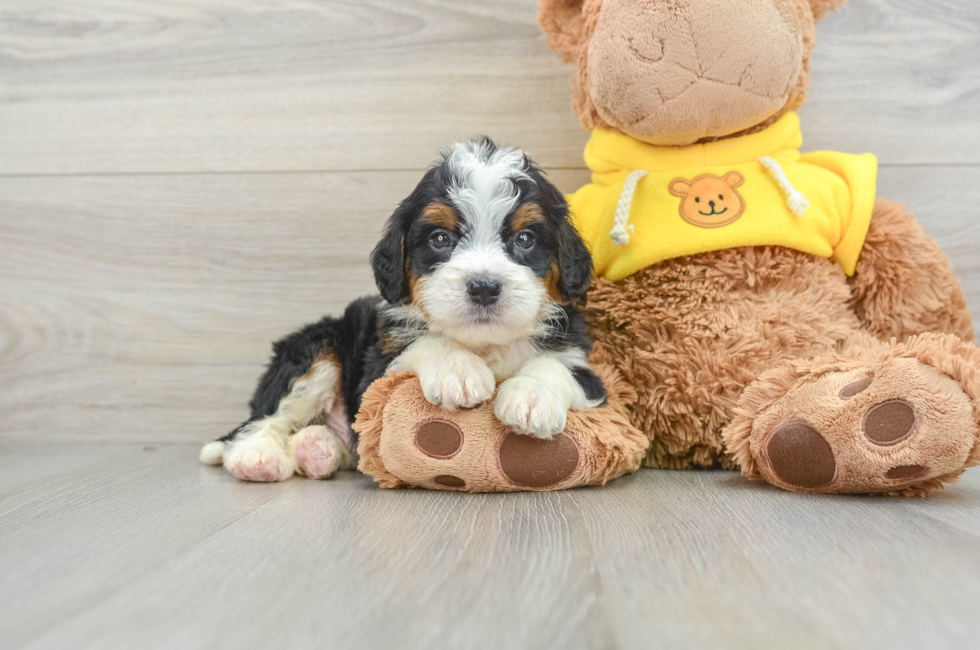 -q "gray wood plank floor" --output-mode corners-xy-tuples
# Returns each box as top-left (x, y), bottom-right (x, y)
(3, 1), (980, 648)
(2, 441), (980, 650)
